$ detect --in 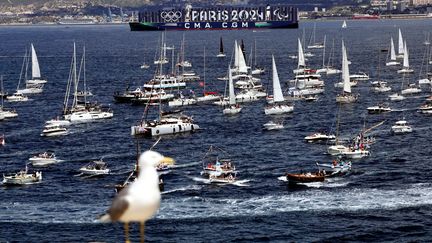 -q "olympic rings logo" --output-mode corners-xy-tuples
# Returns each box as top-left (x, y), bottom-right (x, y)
(161, 11), (182, 22)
